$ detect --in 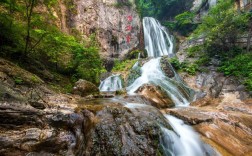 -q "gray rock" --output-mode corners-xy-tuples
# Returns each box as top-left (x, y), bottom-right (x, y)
(72, 79), (99, 97)
(236, 85), (246, 91)
(29, 101), (46, 110)
(71, 0), (141, 59)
